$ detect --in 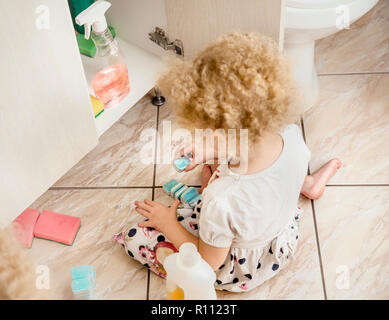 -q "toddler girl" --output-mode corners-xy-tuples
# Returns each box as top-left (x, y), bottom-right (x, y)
(114, 33), (340, 292)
